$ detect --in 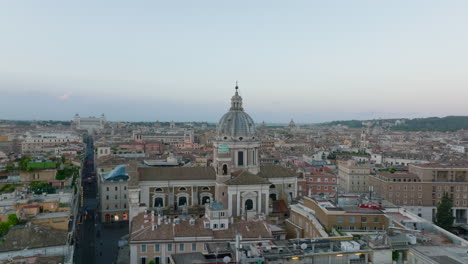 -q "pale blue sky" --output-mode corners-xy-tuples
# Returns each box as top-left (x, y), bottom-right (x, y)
(1, 1), (467, 122)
